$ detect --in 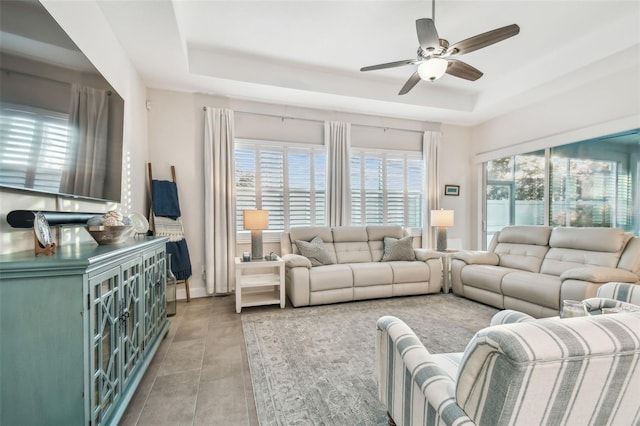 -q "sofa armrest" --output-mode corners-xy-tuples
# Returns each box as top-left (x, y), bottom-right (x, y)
(490, 310), (537, 326)
(376, 316), (472, 425)
(582, 297), (639, 315)
(560, 266), (639, 284)
(453, 251), (499, 265)
(413, 248), (441, 261)
(282, 253), (312, 269)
